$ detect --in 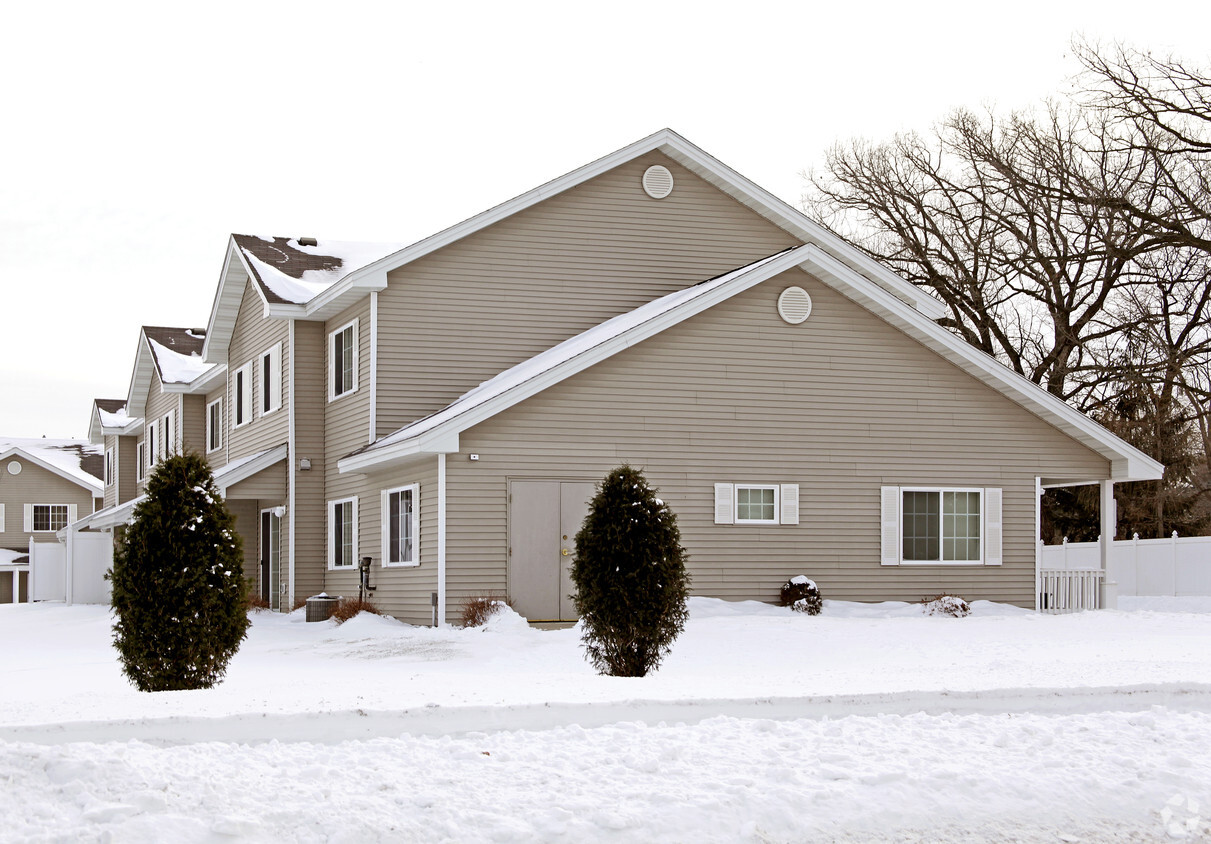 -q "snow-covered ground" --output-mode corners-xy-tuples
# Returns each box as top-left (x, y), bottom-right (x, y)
(2, 597), (1210, 842)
